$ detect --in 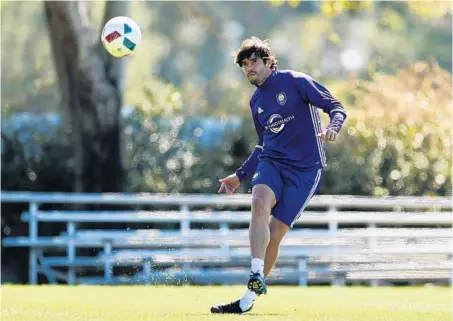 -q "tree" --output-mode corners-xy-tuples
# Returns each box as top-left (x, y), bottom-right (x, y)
(44, 1), (129, 192)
